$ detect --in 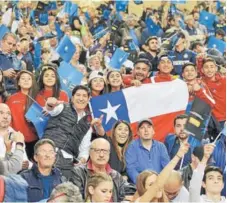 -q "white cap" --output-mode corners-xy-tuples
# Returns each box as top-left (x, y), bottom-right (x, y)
(88, 70), (105, 83)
